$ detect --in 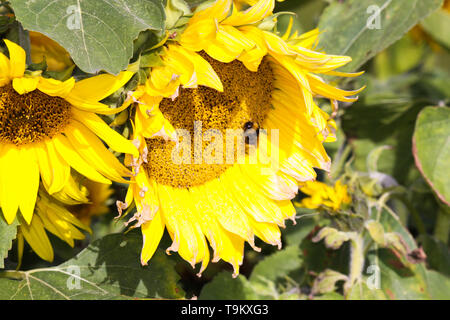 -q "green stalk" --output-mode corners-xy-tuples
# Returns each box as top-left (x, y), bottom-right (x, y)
(0, 270), (25, 280)
(331, 144), (352, 180)
(344, 235), (365, 295)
